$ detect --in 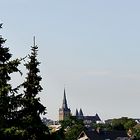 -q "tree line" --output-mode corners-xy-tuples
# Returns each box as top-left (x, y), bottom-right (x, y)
(0, 24), (84, 140)
(1, 24), (140, 140)
(0, 24), (50, 140)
